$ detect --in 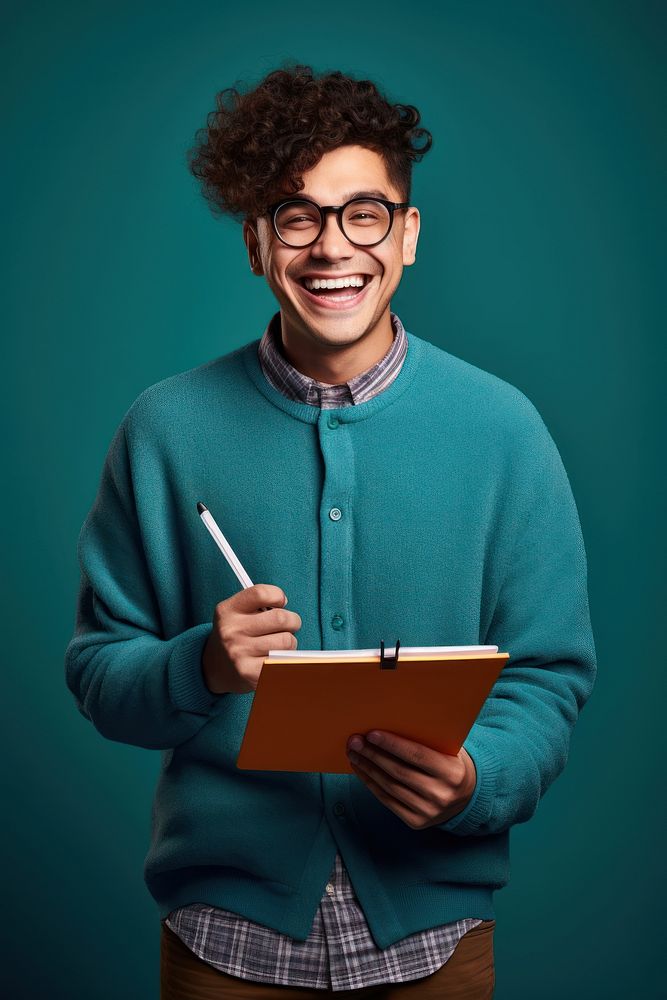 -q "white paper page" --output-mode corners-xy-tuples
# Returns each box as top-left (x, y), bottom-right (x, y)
(267, 645), (499, 658)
